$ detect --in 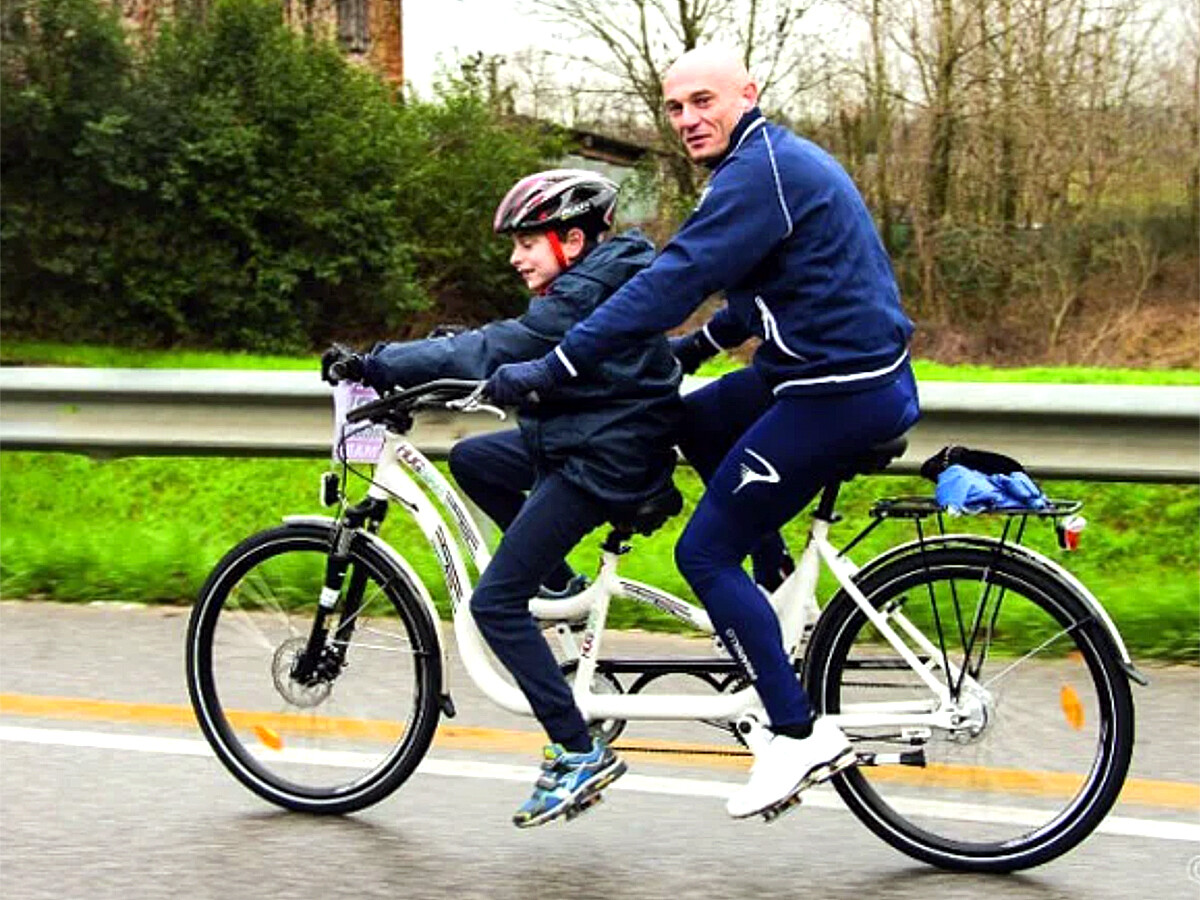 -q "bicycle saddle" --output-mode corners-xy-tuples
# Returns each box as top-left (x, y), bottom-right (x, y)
(608, 482), (684, 536)
(837, 436), (909, 480)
